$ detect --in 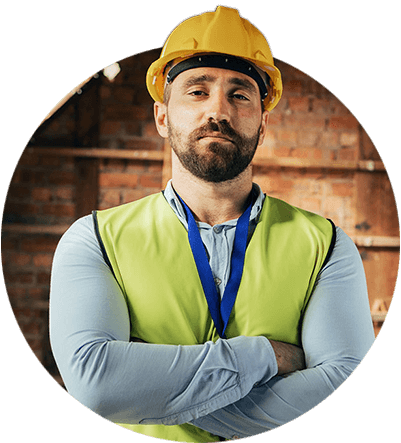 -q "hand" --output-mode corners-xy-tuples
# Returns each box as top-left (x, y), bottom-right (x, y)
(269, 340), (306, 376)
